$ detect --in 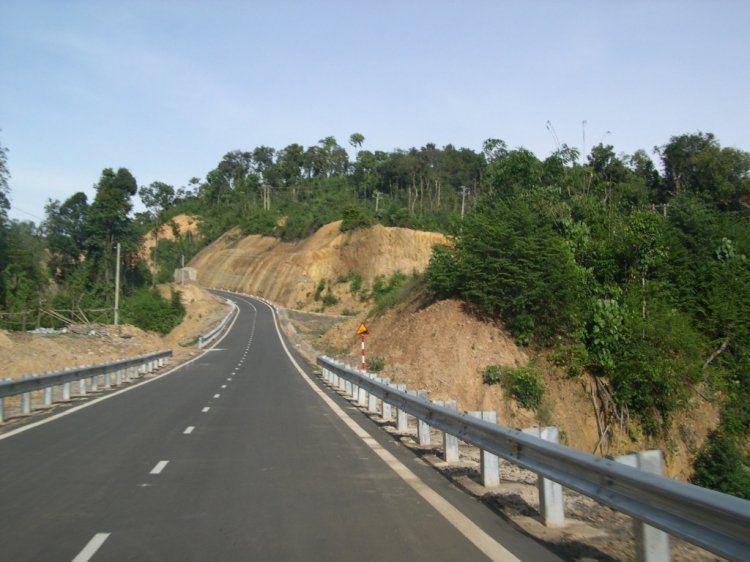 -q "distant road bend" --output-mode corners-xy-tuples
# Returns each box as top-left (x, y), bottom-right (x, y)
(0, 291), (563, 561)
